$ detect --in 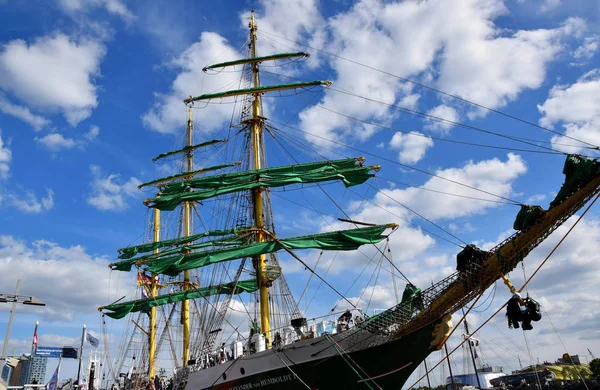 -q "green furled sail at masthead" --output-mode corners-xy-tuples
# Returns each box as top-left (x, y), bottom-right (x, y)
(100, 279), (259, 319)
(117, 228), (240, 259)
(145, 158), (378, 211)
(110, 224), (396, 275)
